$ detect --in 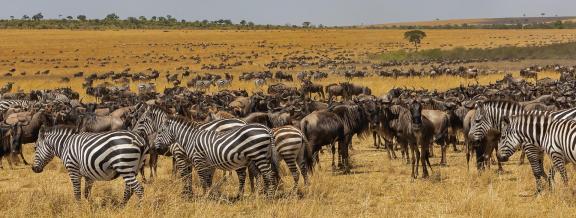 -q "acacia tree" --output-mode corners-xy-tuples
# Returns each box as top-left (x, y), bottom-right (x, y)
(403, 30), (427, 52)
(32, 13), (43, 21)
